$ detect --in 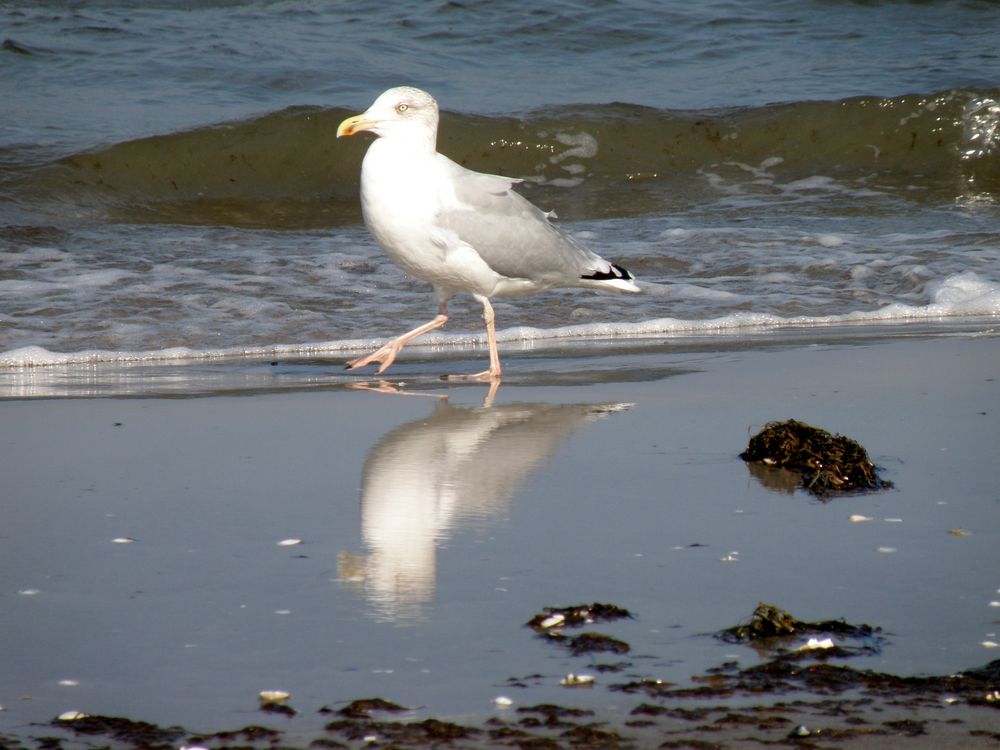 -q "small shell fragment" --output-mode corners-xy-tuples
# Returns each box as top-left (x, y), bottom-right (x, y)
(948, 528), (971, 537)
(277, 539), (302, 547)
(560, 673), (595, 687)
(111, 537), (135, 544)
(259, 690), (290, 705)
(18, 589), (40, 596)
(493, 696), (513, 707)
(797, 637), (835, 651)
(877, 546), (897, 554)
(848, 515), (872, 523)
(58, 711), (89, 721)
(981, 641), (999, 649)
(538, 614), (565, 630)
(58, 680), (80, 687)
